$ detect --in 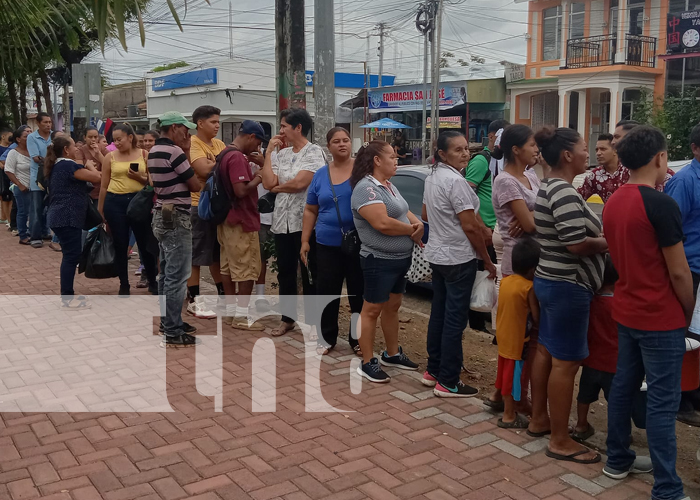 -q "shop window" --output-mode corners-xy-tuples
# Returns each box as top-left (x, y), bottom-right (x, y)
(569, 3), (585, 40)
(543, 6), (562, 61)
